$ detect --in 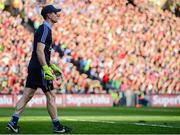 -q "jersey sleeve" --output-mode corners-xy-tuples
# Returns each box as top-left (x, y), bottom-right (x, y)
(36, 25), (49, 44)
